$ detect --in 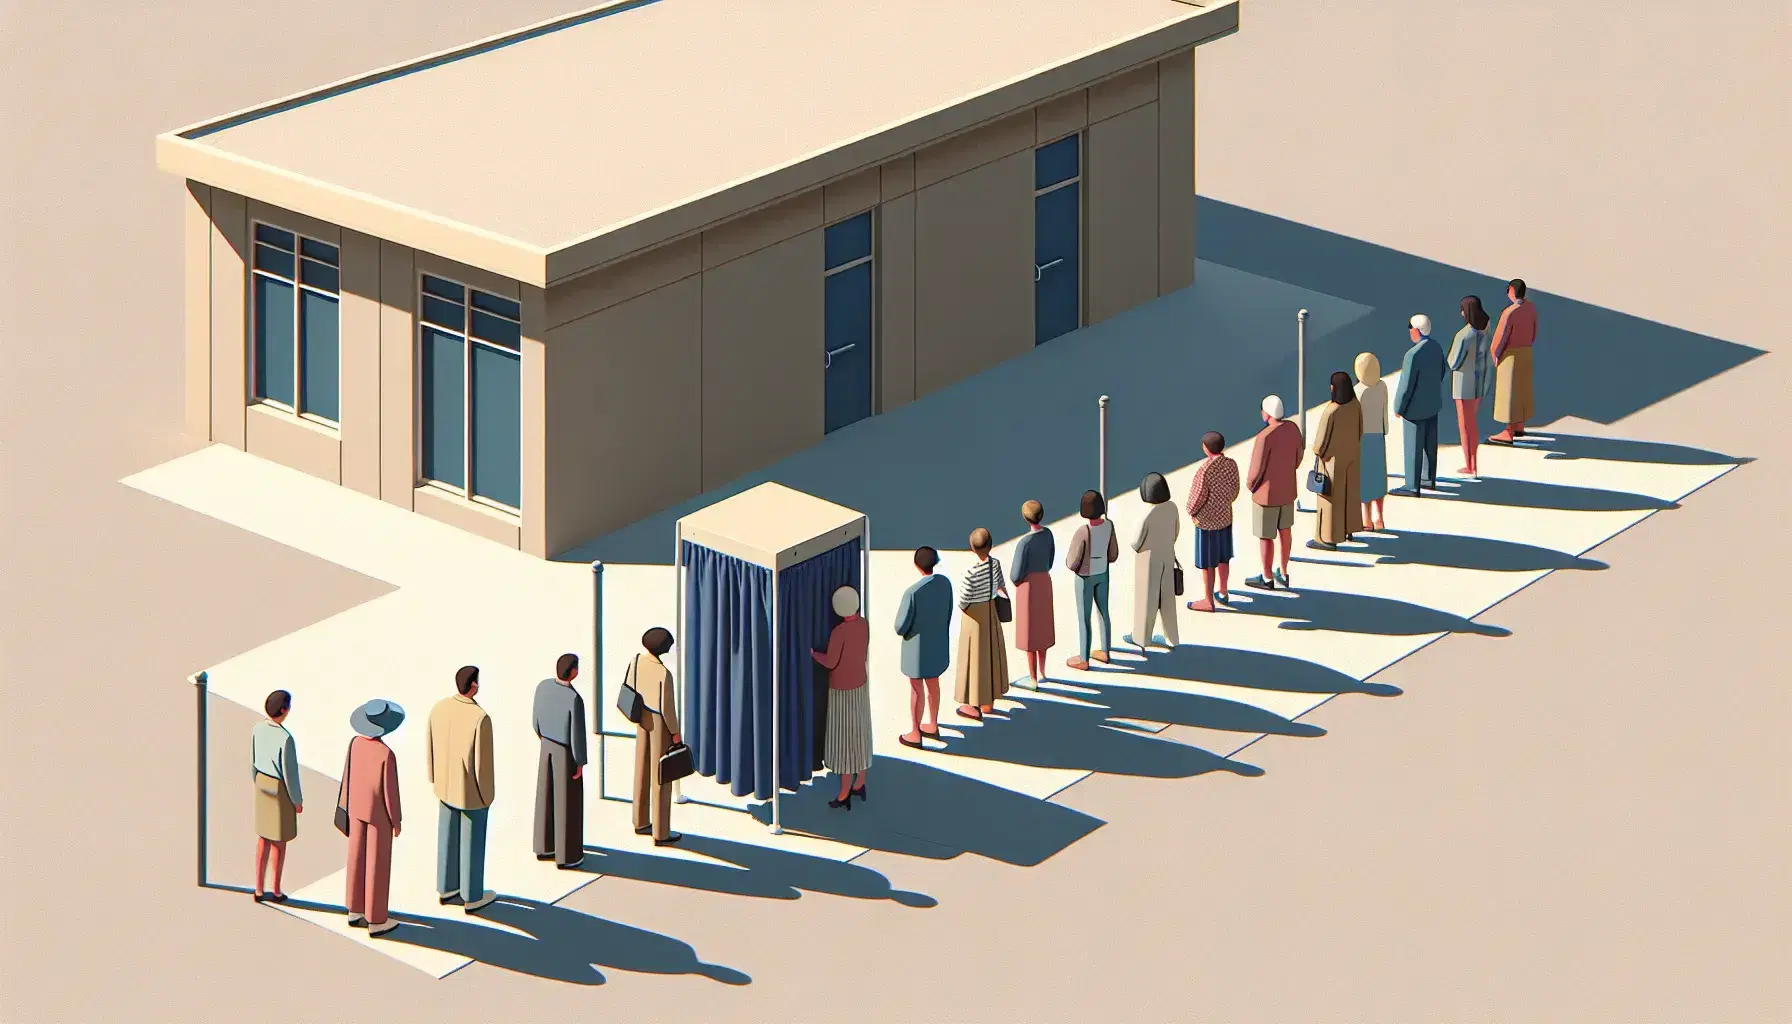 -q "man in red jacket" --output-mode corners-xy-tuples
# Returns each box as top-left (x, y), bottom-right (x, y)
(1244, 395), (1304, 591)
